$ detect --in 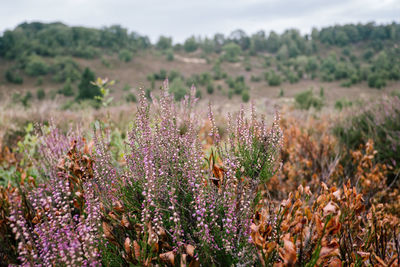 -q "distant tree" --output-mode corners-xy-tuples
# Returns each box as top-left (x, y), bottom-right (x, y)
(77, 68), (99, 100)
(200, 38), (215, 54)
(213, 33), (225, 53)
(250, 30), (267, 54)
(335, 30), (349, 46)
(222, 43), (242, 62)
(276, 44), (289, 60)
(156, 36), (172, 50)
(229, 29), (250, 50)
(183, 36), (199, 52)
(266, 31), (281, 53)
